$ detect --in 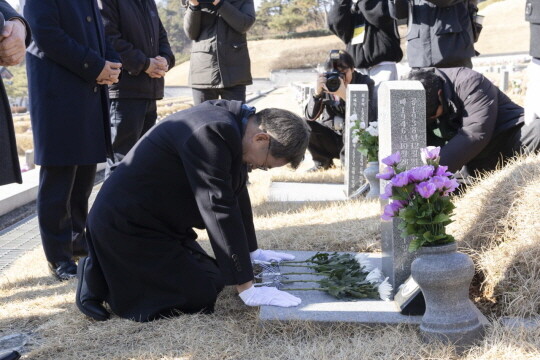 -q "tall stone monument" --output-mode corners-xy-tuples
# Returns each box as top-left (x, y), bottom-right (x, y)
(344, 84), (369, 198)
(378, 81), (426, 295)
